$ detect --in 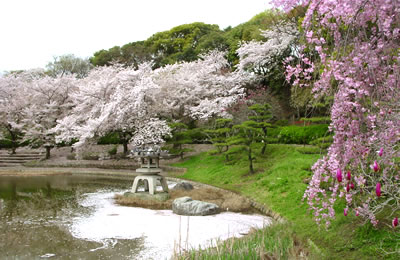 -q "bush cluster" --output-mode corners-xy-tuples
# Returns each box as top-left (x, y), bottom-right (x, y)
(97, 132), (121, 145)
(309, 135), (333, 149)
(269, 124), (330, 144)
(0, 139), (13, 149)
